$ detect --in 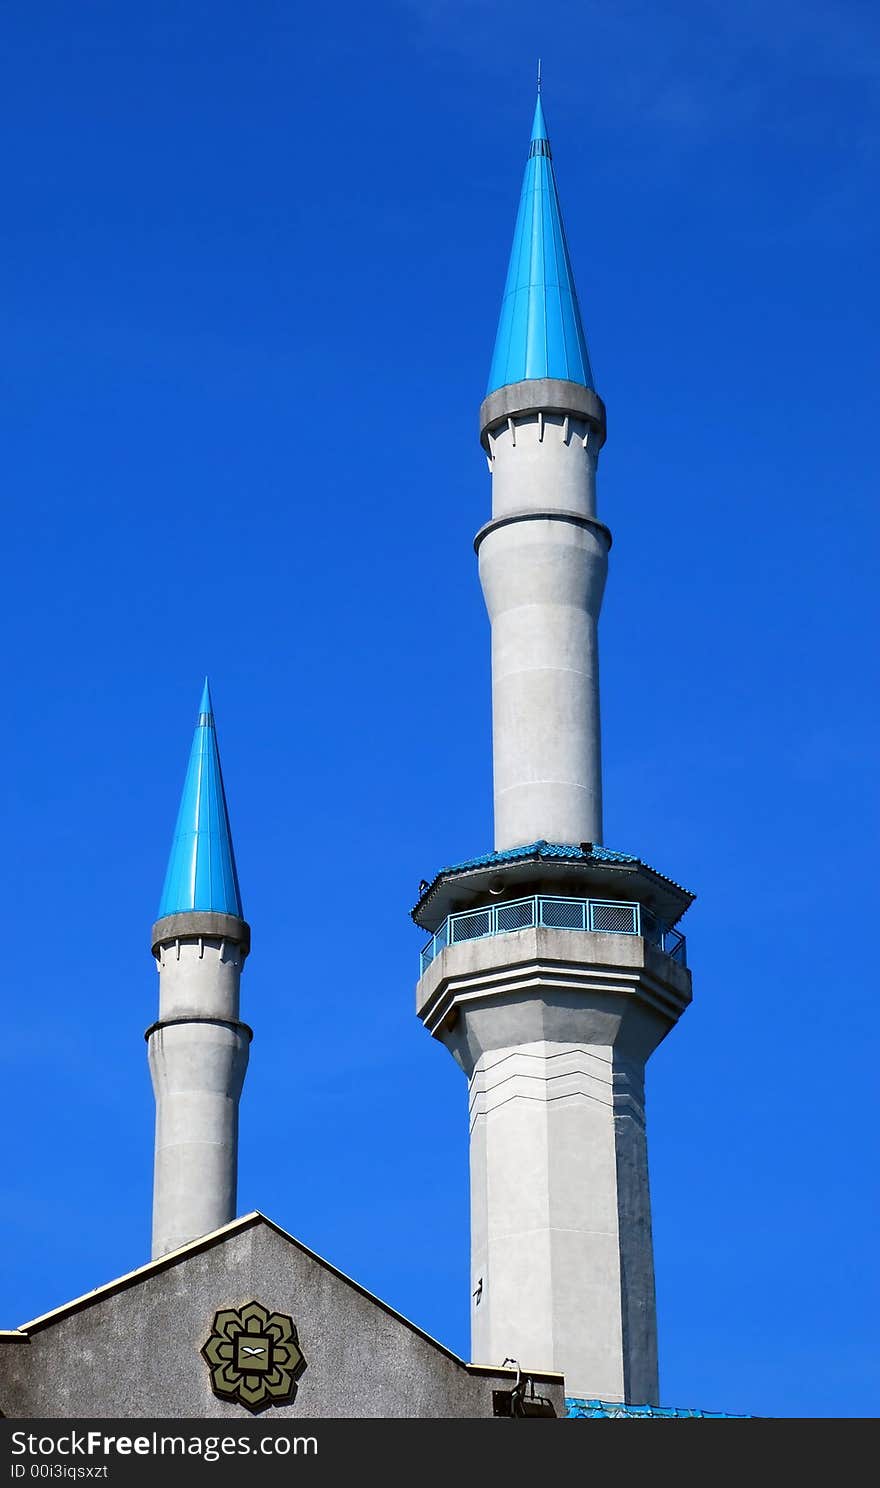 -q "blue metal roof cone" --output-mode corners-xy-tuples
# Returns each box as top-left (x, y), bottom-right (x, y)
(157, 679), (244, 920)
(530, 92), (549, 143)
(487, 90), (594, 395)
